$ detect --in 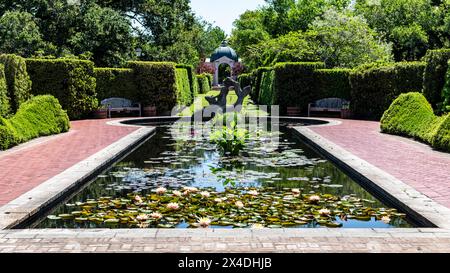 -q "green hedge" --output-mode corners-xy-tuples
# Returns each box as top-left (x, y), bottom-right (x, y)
(259, 69), (275, 106)
(26, 58), (97, 120)
(127, 61), (179, 112)
(175, 67), (192, 106)
(441, 60), (450, 113)
(176, 64), (198, 99)
(0, 64), (9, 117)
(0, 54), (32, 113)
(422, 49), (450, 111)
(314, 69), (352, 100)
(94, 68), (136, 101)
(381, 92), (449, 152)
(0, 95), (70, 150)
(349, 62), (426, 120)
(205, 73), (213, 88)
(238, 73), (254, 98)
(253, 67), (274, 104)
(196, 74), (211, 94)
